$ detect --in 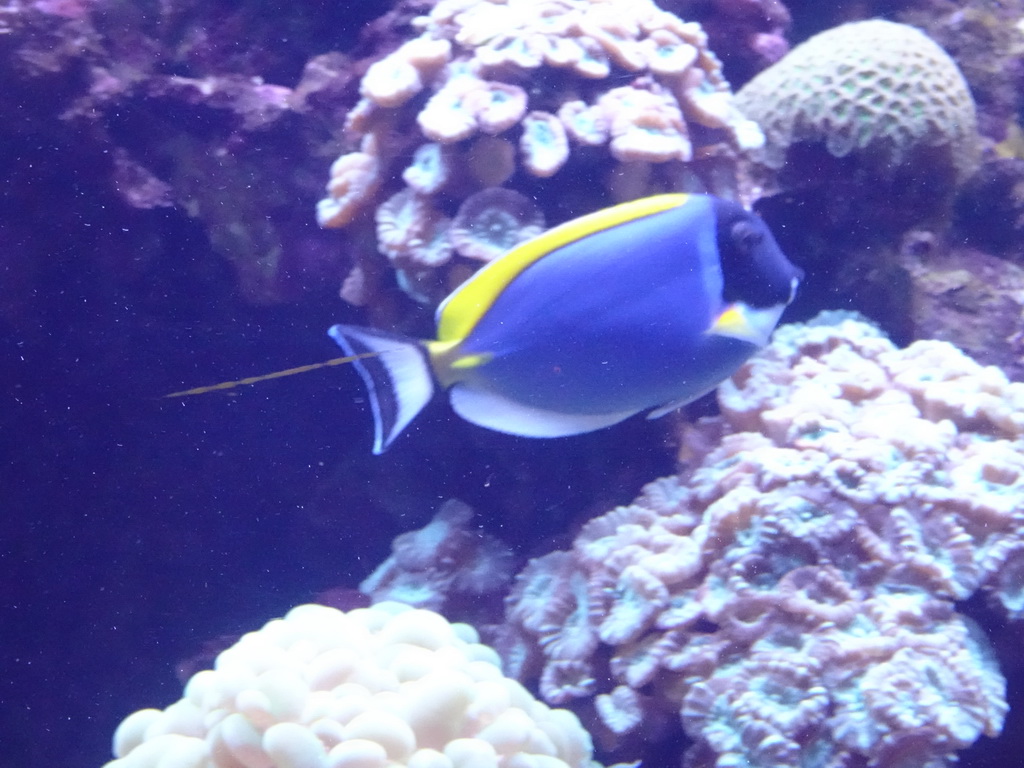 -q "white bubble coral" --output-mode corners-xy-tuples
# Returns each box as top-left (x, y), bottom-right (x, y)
(450, 188), (545, 262)
(105, 602), (602, 768)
